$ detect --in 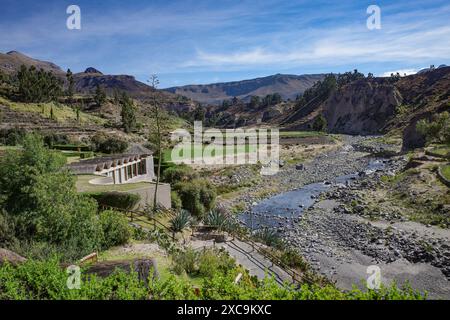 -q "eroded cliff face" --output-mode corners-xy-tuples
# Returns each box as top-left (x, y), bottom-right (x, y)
(323, 80), (402, 135)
